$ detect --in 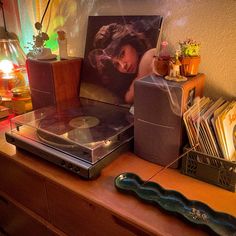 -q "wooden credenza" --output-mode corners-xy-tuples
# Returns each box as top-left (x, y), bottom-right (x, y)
(0, 120), (235, 236)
